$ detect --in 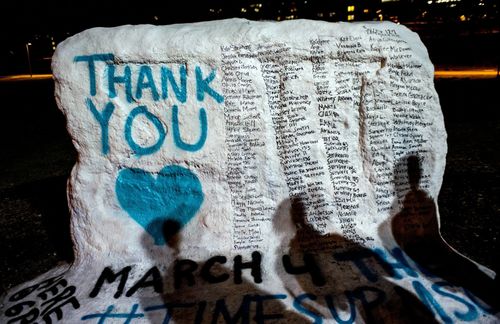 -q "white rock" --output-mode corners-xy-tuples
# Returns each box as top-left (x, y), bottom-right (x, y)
(1, 19), (497, 323)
